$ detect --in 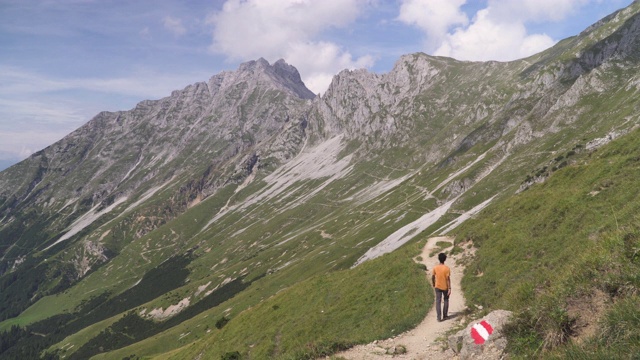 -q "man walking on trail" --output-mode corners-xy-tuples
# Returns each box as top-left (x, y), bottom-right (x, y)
(432, 253), (451, 322)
